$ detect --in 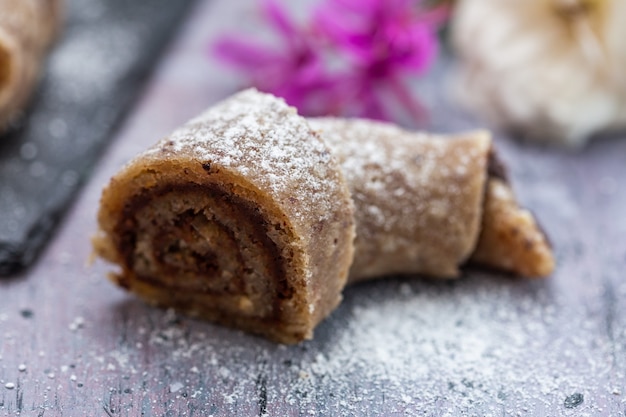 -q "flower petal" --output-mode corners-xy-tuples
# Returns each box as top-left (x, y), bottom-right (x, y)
(262, 0), (298, 39)
(213, 36), (284, 70)
(387, 75), (428, 122)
